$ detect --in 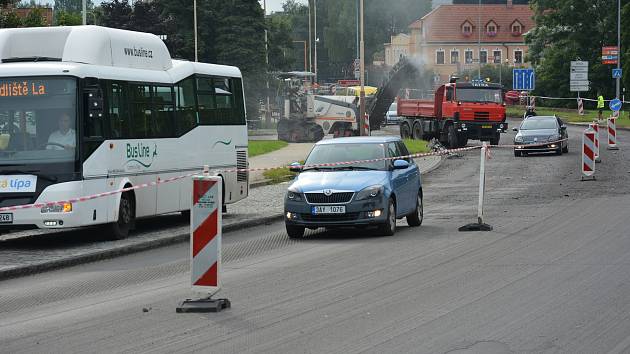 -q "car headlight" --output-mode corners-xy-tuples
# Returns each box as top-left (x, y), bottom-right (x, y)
(287, 186), (303, 201)
(514, 135), (524, 143)
(355, 185), (384, 201)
